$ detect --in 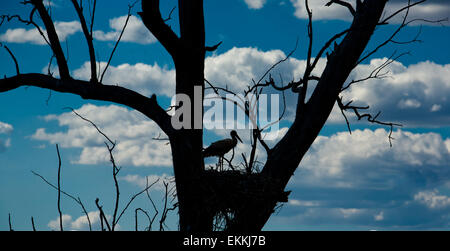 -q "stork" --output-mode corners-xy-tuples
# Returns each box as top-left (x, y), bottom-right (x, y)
(203, 130), (243, 170)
